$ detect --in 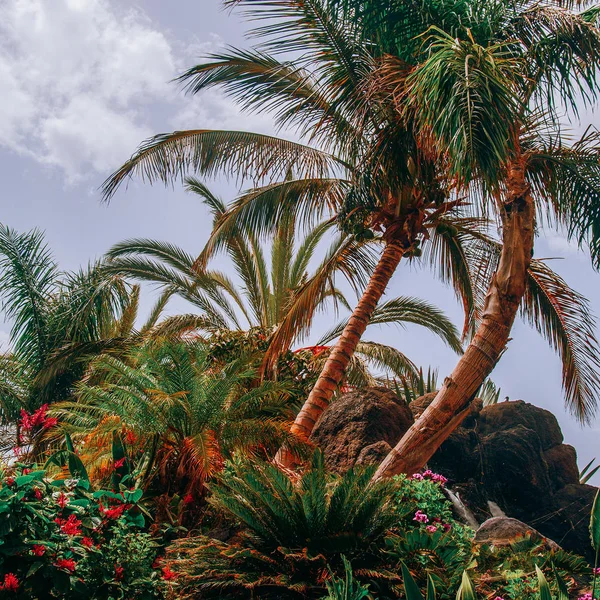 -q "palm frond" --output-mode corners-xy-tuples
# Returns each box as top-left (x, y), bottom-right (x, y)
(318, 296), (463, 354)
(101, 130), (340, 201)
(521, 259), (600, 422)
(0, 224), (58, 367)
